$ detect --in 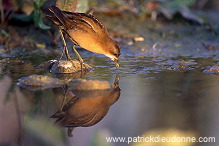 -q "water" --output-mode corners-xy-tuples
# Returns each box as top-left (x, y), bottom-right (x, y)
(0, 54), (219, 146)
